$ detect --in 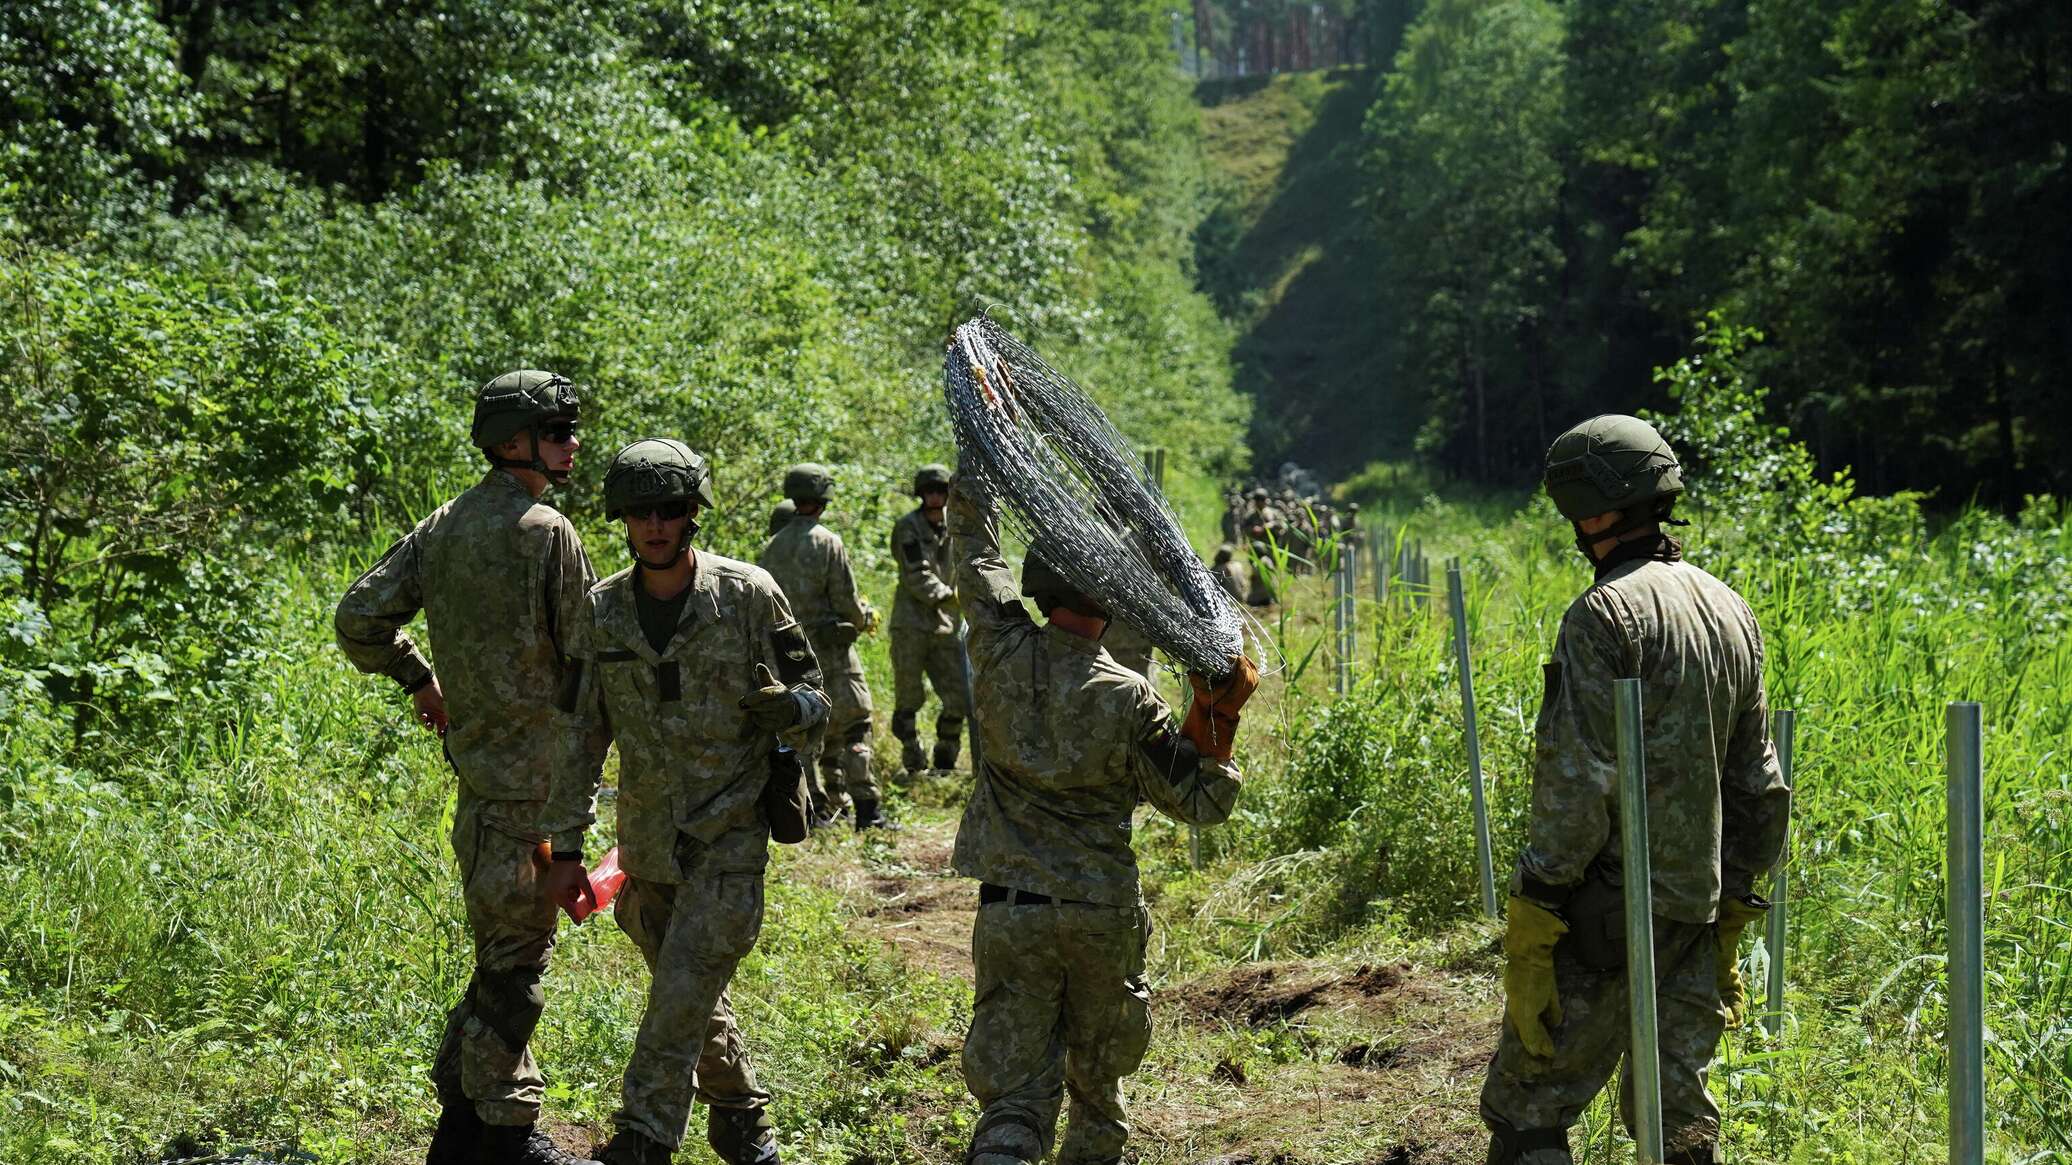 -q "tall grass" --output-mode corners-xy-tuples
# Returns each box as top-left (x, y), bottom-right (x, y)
(1217, 490), (2072, 1157)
